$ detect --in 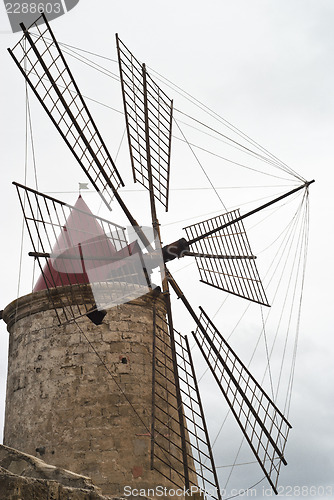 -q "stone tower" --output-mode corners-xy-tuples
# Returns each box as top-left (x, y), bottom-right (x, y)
(2, 285), (196, 497)
(2, 197), (197, 497)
